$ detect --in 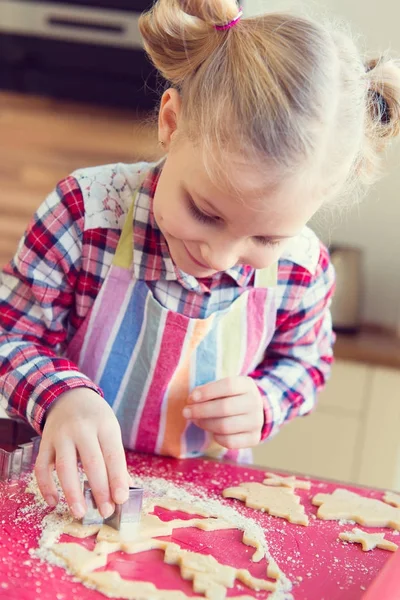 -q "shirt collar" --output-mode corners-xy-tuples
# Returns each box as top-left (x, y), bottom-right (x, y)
(132, 161), (254, 293)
